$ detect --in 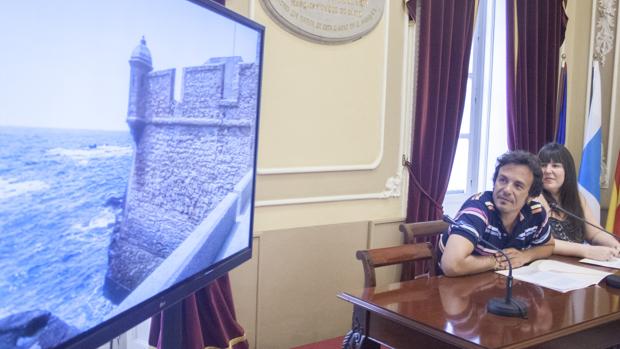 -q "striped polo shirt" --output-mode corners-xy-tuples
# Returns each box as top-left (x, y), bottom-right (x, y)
(438, 191), (551, 261)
